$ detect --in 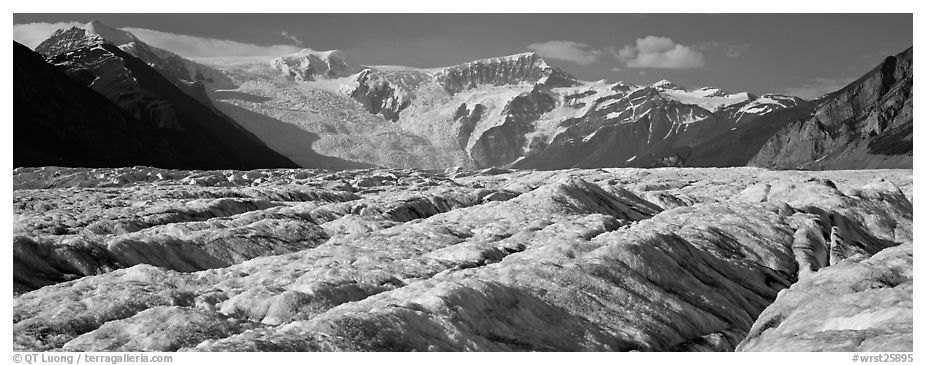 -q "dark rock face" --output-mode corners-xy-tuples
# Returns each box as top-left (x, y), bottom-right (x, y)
(455, 103), (486, 148)
(14, 41), (297, 169)
(12, 166), (912, 352)
(750, 48), (912, 169)
(469, 87), (555, 167)
(511, 86), (732, 169)
(435, 52), (579, 95)
(34, 27), (103, 55)
(685, 100), (819, 167)
(36, 23), (235, 91)
(14, 41), (178, 168)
